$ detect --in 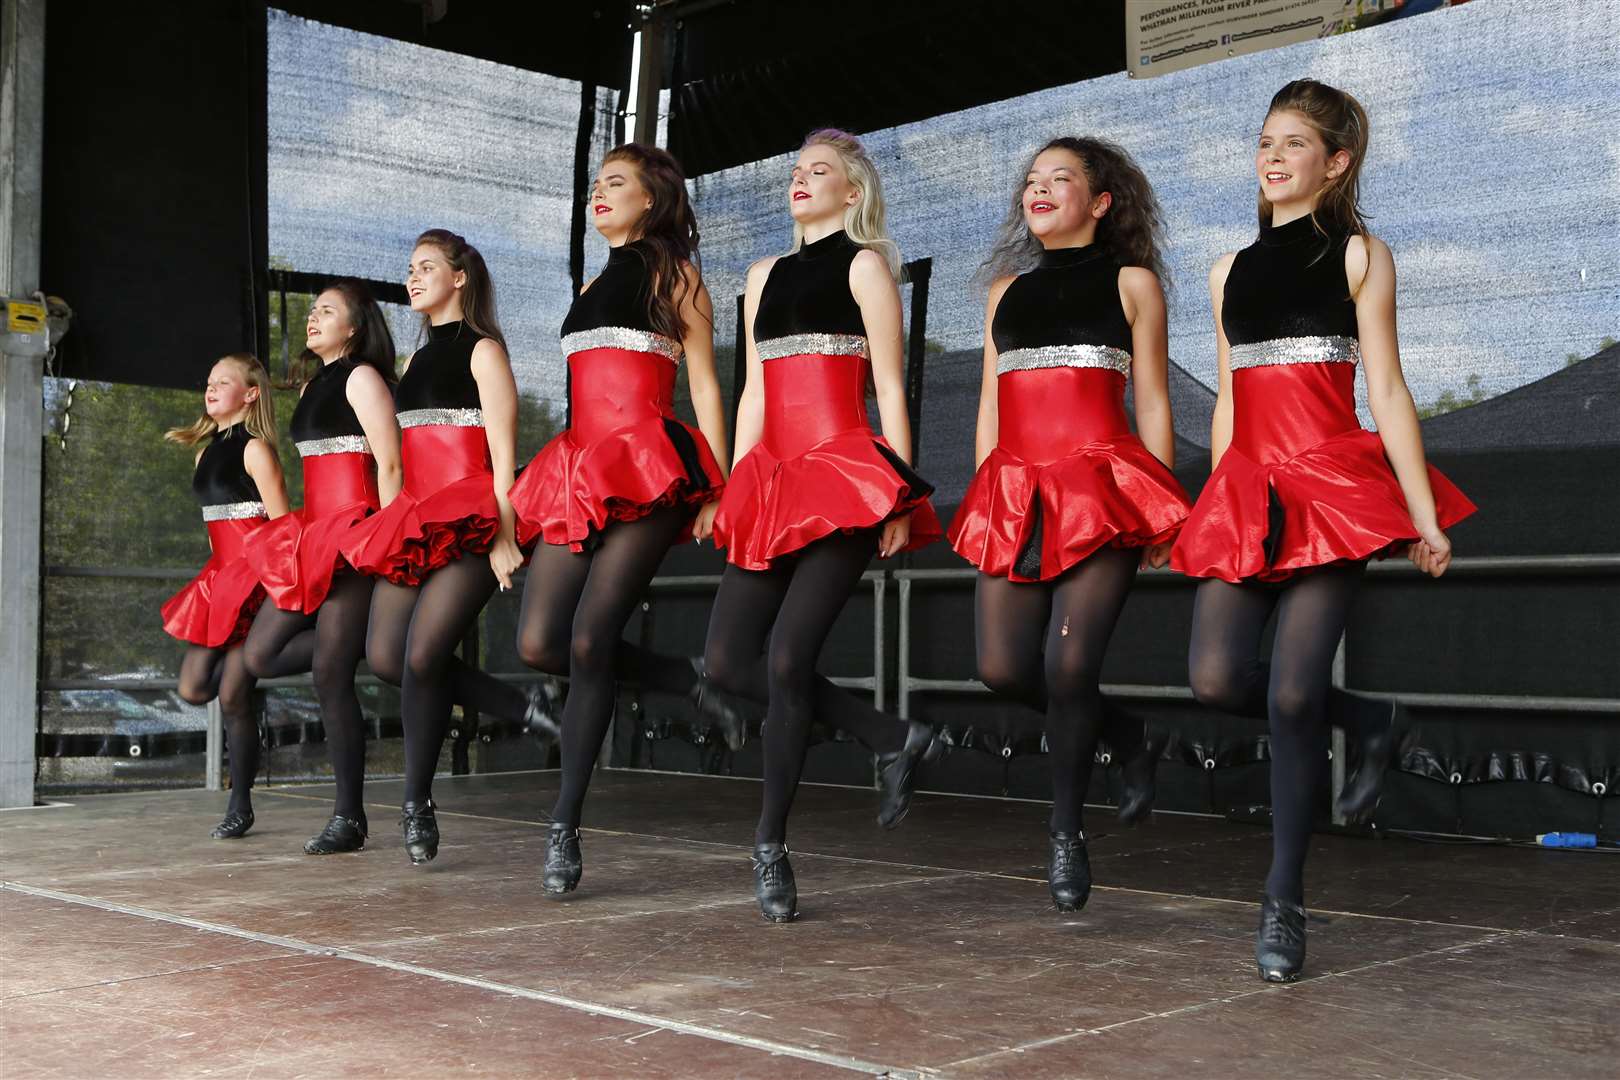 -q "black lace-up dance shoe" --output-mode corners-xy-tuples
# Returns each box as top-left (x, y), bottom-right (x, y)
(304, 814), (367, 854)
(400, 800), (439, 865)
(1105, 712), (1161, 825)
(1048, 832), (1093, 912)
(543, 823), (583, 897)
(751, 843), (798, 923)
(210, 809), (254, 839)
(876, 720), (946, 829)
(525, 680), (564, 742)
(1336, 697), (1410, 824)
(1255, 895), (1308, 982)
(687, 657), (749, 751)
